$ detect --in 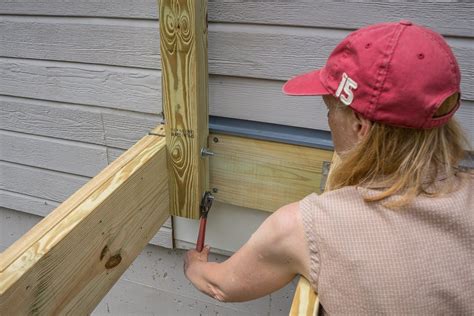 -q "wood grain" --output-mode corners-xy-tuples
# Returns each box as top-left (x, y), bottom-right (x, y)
(160, 0), (209, 219)
(289, 276), (319, 316)
(0, 190), (173, 248)
(0, 133), (169, 314)
(209, 134), (333, 212)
